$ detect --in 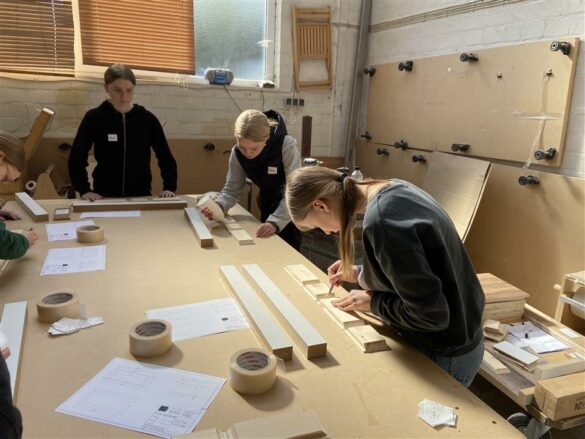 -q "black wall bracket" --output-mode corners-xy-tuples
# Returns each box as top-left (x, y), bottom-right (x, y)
(360, 131), (373, 140)
(204, 143), (215, 151)
(460, 53), (478, 62)
(364, 66), (377, 76)
(550, 41), (571, 56)
(412, 154), (427, 163)
(398, 61), (413, 72)
(534, 148), (557, 161)
(376, 147), (389, 156)
(518, 175), (540, 186)
(451, 143), (470, 152)
(394, 140), (408, 150)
